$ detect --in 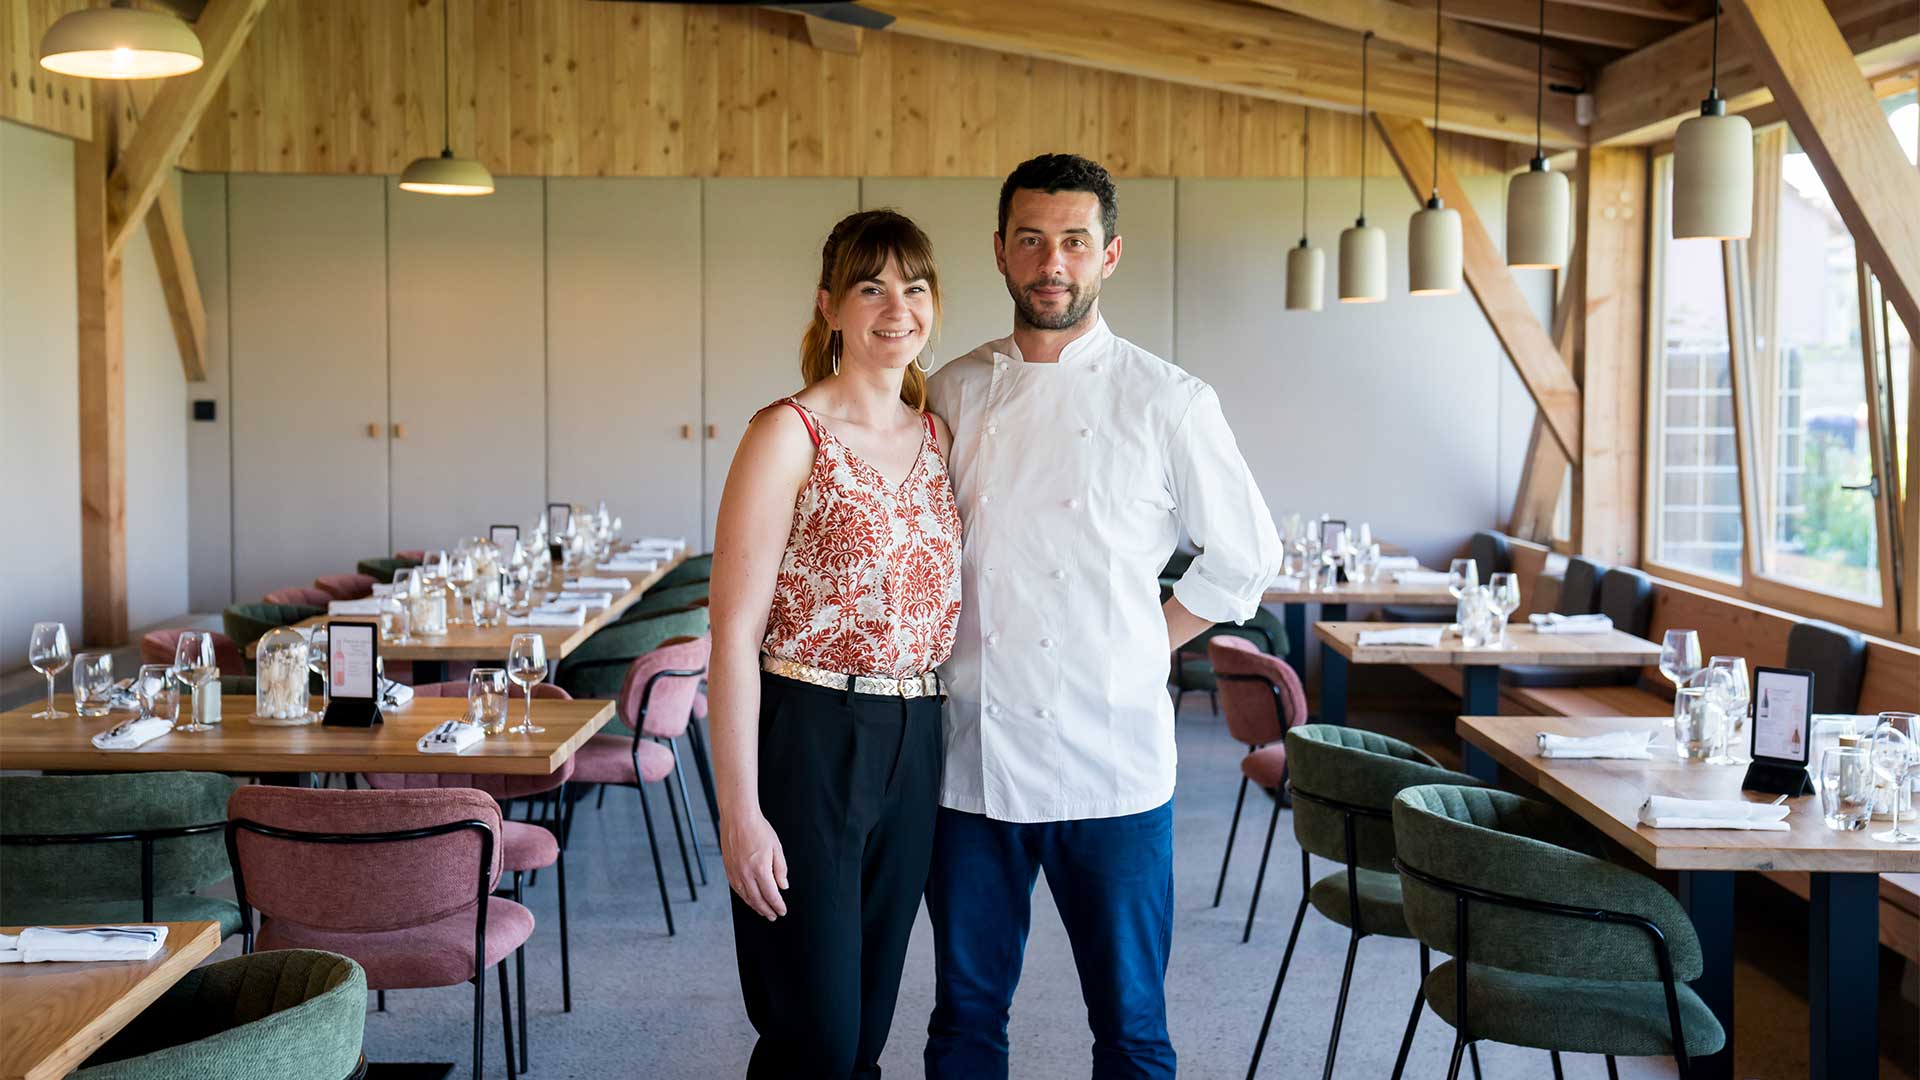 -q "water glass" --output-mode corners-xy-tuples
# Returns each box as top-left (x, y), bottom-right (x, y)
(1460, 587), (1498, 649)
(469, 668), (509, 735)
(1446, 559), (1478, 632)
(308, 626), (331, 721)
(135, 664), (178, 724)
(1674, 687), (1723, 763)
(1818, 746), (1875, 831)
(1703, 656), (1751, 764)
(28, 621), (72, 719)
(72, 652), (114, 718)
(472, 572), (504, 627)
